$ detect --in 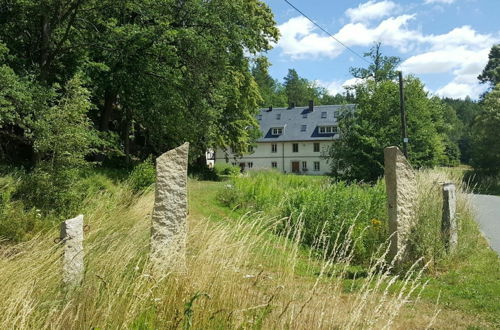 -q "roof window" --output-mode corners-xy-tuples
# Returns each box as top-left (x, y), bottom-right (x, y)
(319, 125), (337, 134)
(301, 125), (307, 132)
(272, 127), (283, 135)
(321, 112), (327, 118)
